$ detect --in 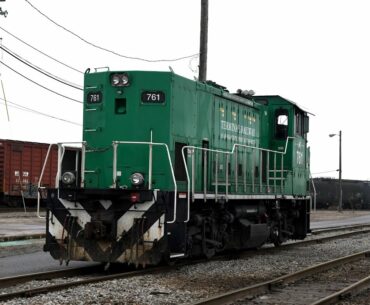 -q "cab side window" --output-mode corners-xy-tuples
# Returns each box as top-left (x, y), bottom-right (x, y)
(295, 113), (303, 136)
(275, 109), (289, 139)
(296, 111), (309, 137)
